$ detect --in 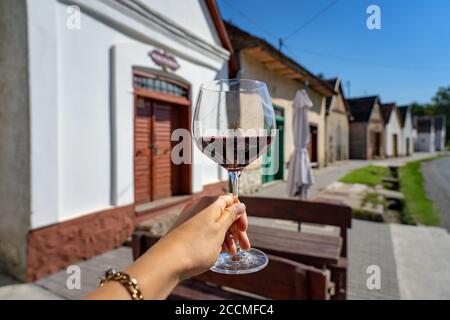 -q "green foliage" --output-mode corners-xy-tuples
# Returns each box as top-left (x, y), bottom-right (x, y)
(339, 165), (390, 186)
(399, 159), (441, 226)
(352, 208), (384, 222)
(361, 192), (387, 209)
(399, 207), (416, 225)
